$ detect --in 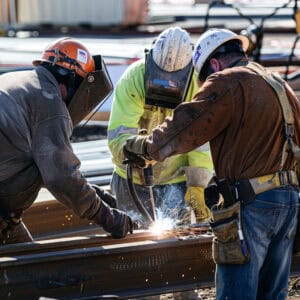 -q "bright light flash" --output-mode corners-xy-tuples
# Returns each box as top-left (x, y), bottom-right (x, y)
(150, 215), (175, 235)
